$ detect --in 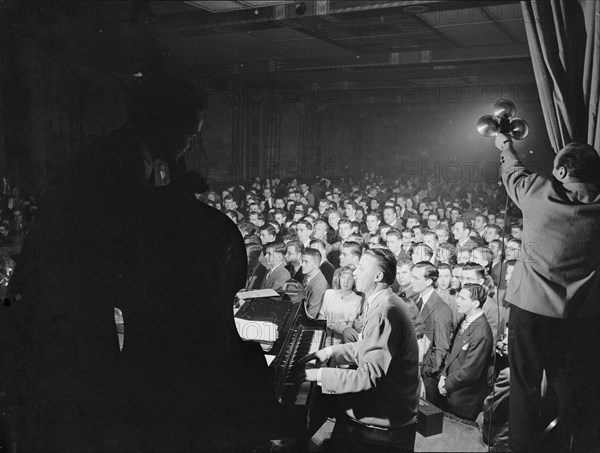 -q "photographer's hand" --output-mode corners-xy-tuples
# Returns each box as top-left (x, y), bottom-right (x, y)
(495, 133), (514, 152)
